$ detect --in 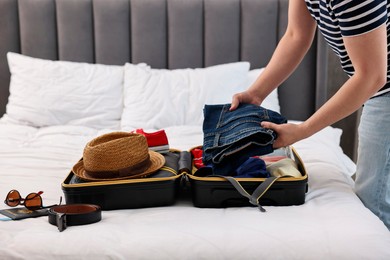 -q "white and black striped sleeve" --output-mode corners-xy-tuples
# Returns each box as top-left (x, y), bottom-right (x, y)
(332, 0), (387, 36)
